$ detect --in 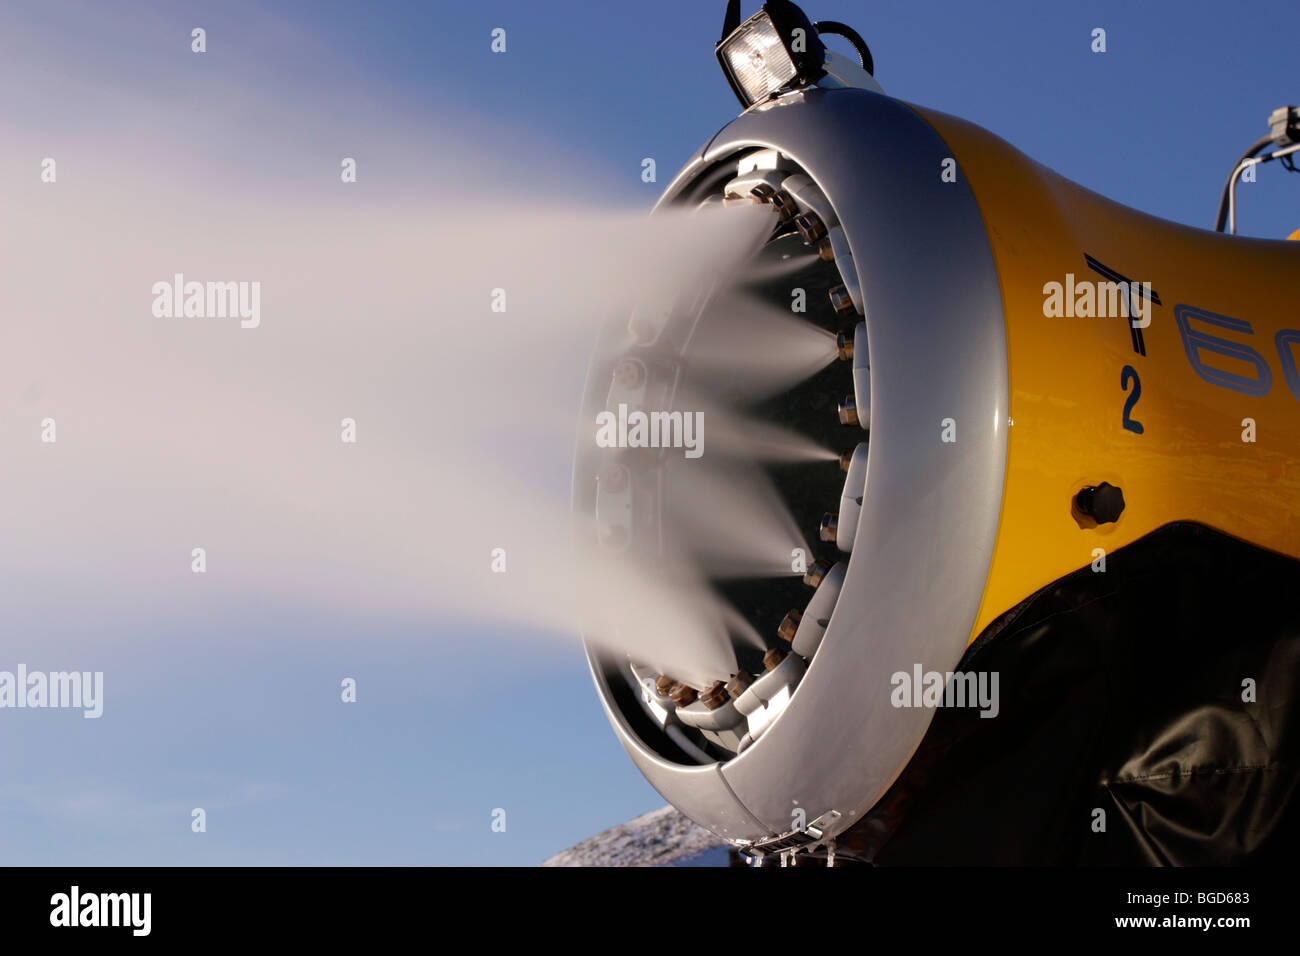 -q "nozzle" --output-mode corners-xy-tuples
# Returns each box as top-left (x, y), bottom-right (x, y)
(836, 330), (854, 361)
(770, 190), (799, 221)
(725, 670), (754, 699)
(795, 212), (827, 245)
(655, 675), (675, 697)
(838, 449), (853, 472)
(838, 396), (859, 427)
(763, 647), (788, 671)
(804, 558), (833, 588)
(699, 680), (729, 711)
(829, 284), (855, 316)
(819, 513), (839, 543)
(777, 608), (802, 642)
(669, 682), (697, 707)
(817, 237), (835, 262)
(749, 183), (797, 220)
